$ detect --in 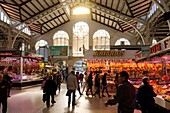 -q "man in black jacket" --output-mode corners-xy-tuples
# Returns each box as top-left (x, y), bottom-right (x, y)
(137, 77), (157, 113)
(43, 75), (57, 108)
(3, 73), (13, 97)
(105, 71), (136, 113)
(0, 74), (10, 113)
